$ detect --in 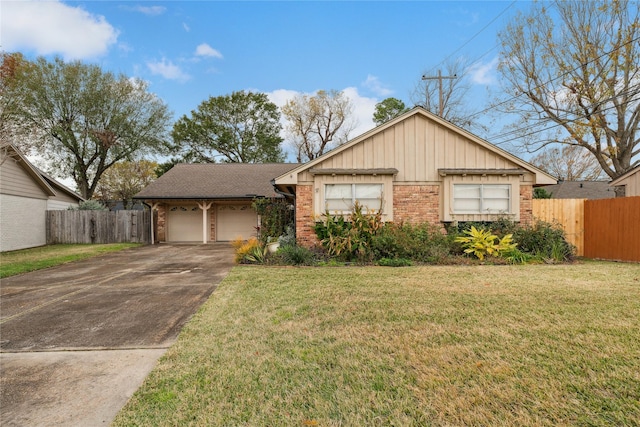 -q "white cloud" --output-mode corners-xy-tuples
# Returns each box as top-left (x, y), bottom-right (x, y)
(362, 75), (394, 97)
(183, 22), (191, 32)
(2, 0), (118, 60)
(468, 57), (499, 85)
(146, 59), (190, 82)
(129, 6), (166, 16)
(195, 43), (223, 59)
